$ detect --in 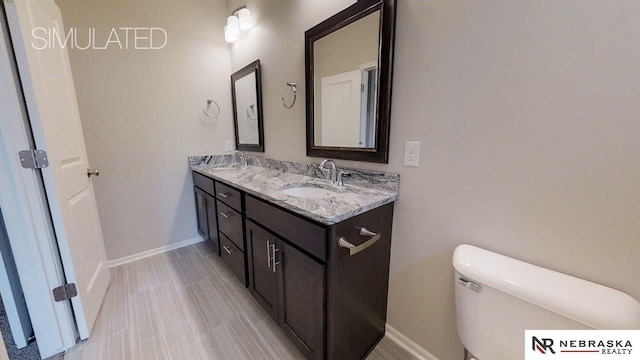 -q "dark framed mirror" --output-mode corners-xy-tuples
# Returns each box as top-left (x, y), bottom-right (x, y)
(232, 60), (264, 152)
(305, 0), (396, 163)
